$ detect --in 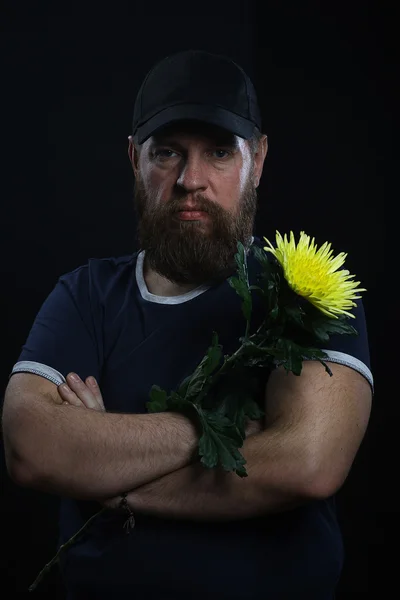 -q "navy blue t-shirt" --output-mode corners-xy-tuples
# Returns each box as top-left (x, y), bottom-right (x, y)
(10, 238), (373, 600)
